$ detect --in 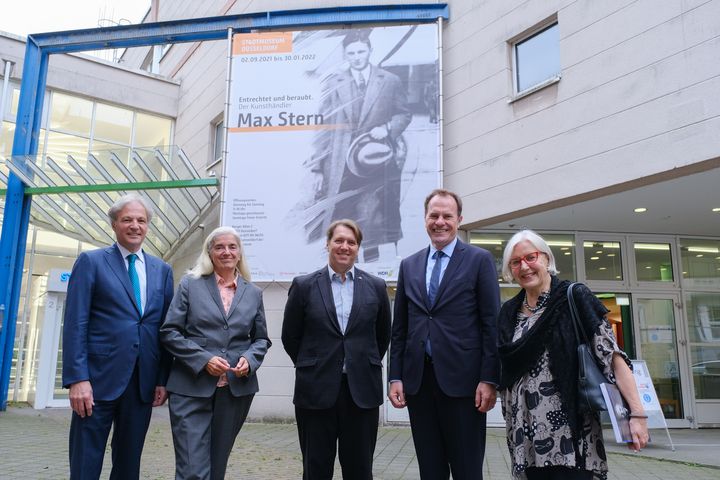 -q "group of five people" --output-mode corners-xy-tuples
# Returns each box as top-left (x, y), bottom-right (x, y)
(62, 188), (648, 480)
